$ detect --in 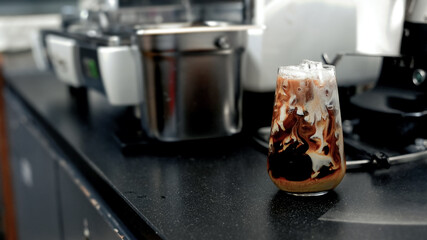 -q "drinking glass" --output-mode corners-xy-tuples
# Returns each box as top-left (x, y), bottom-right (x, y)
(267, 60), (346, 196)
